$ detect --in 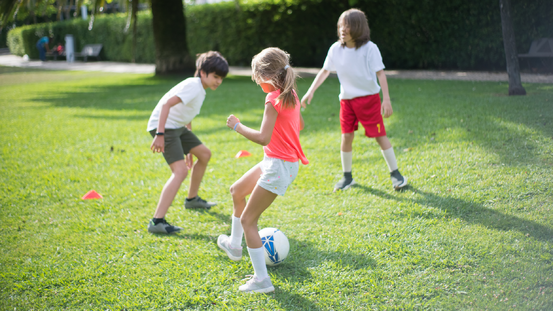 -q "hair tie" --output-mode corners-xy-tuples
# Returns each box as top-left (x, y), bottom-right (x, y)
(284, 65), (290, 70)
